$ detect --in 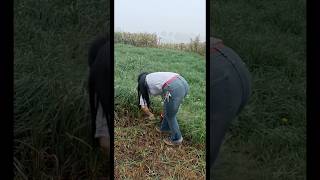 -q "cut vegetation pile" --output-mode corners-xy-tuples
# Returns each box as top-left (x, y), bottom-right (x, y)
(114, 109), (205, 179)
